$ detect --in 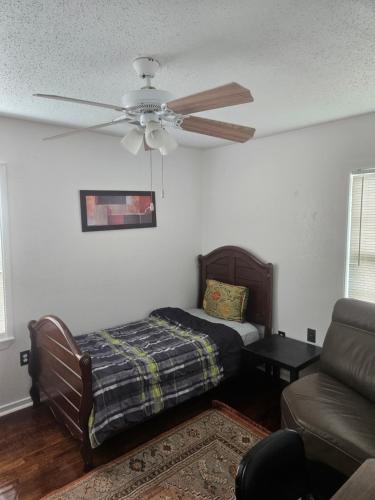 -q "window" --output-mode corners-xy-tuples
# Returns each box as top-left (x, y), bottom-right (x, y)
(0, 163), (13, 342)
(346, 170), (375, 303)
